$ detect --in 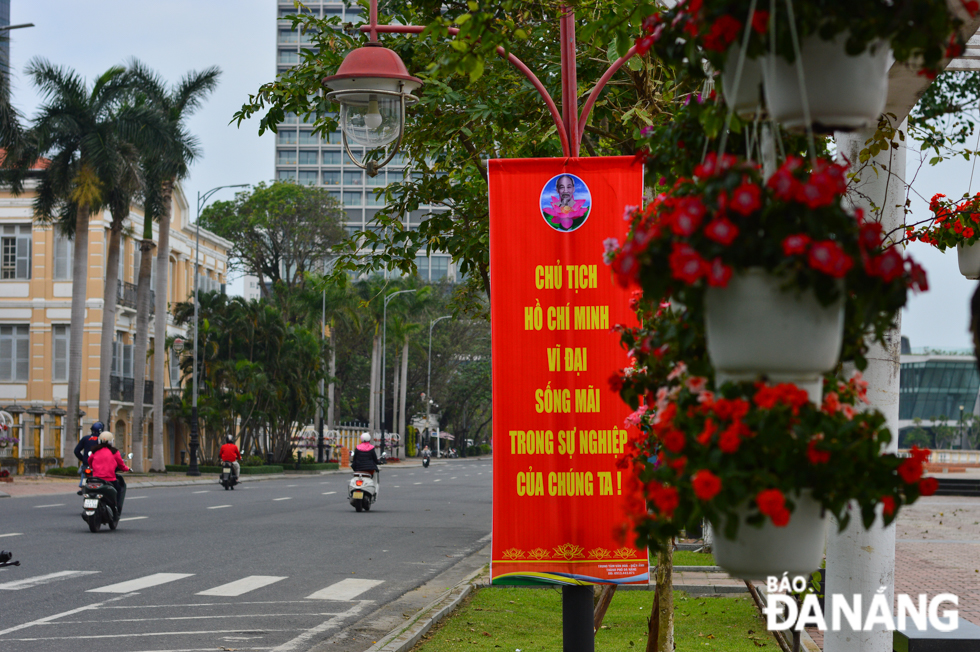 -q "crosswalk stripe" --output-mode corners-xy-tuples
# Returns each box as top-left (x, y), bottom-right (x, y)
(274, 497), (292, 501)
(0, 571), (99, 591)
(119, 516), (147, 522)
(305, 578), (383, 601)
(87, 573), (194, 593)
(196, 575), (287, 596)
